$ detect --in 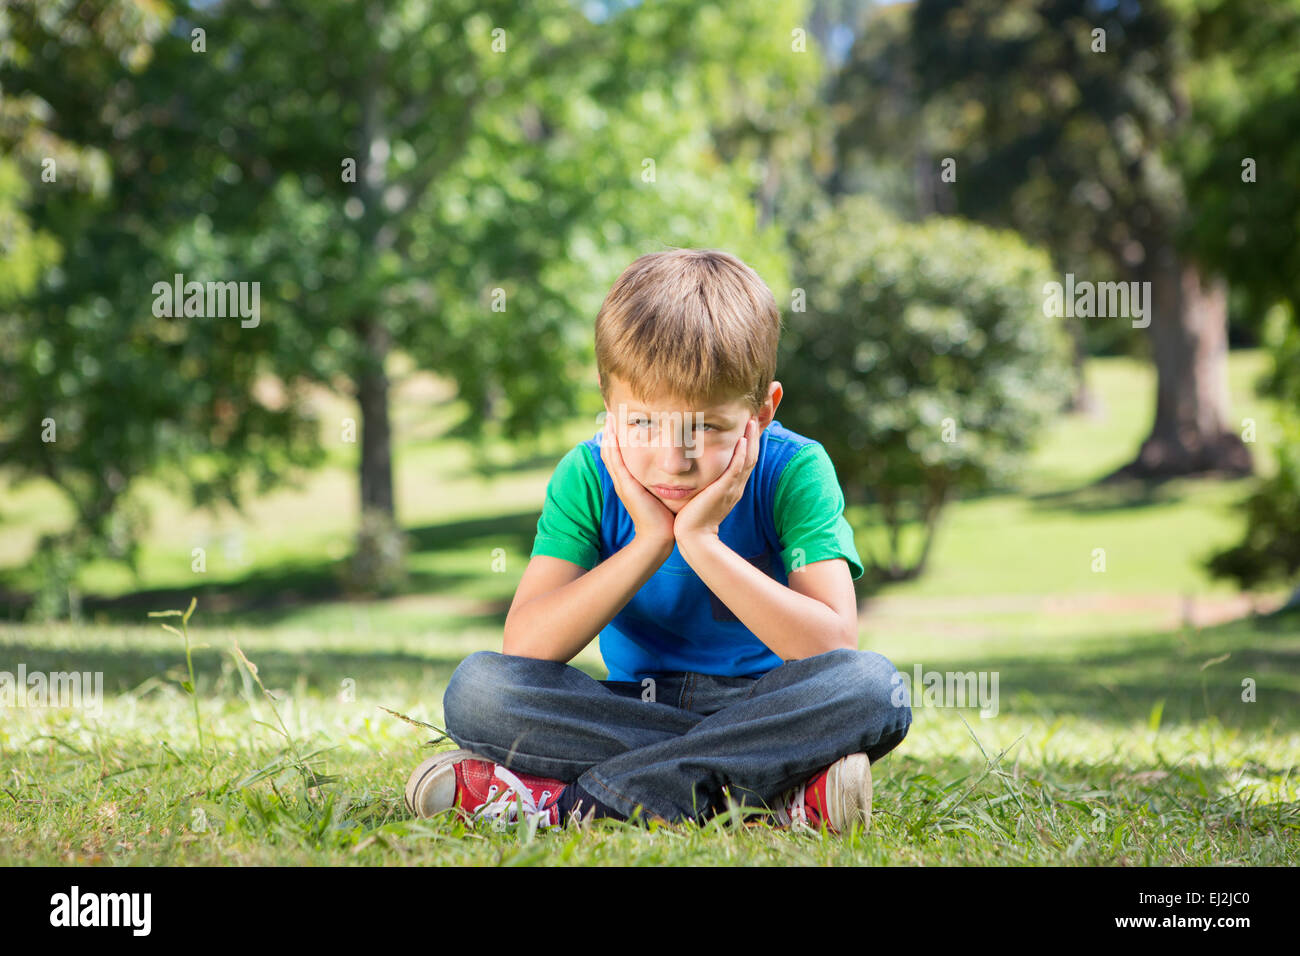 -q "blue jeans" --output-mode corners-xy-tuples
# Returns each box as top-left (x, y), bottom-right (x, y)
(441, 647), (913, 823)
